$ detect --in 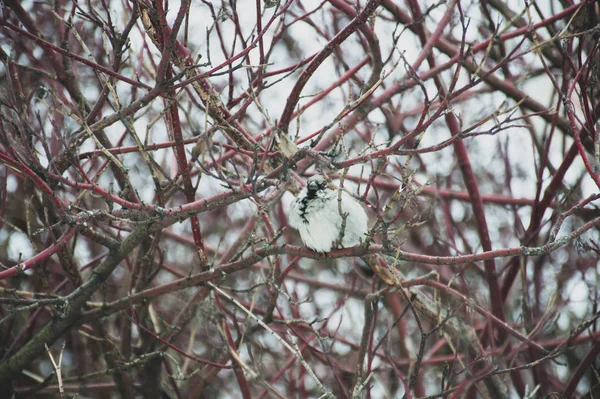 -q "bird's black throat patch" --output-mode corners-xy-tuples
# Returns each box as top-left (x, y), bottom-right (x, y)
(298, 187), (320, 223)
